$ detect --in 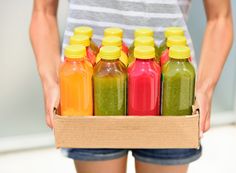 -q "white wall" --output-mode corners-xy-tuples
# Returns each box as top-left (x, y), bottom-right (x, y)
(0, 0), (68, 138)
